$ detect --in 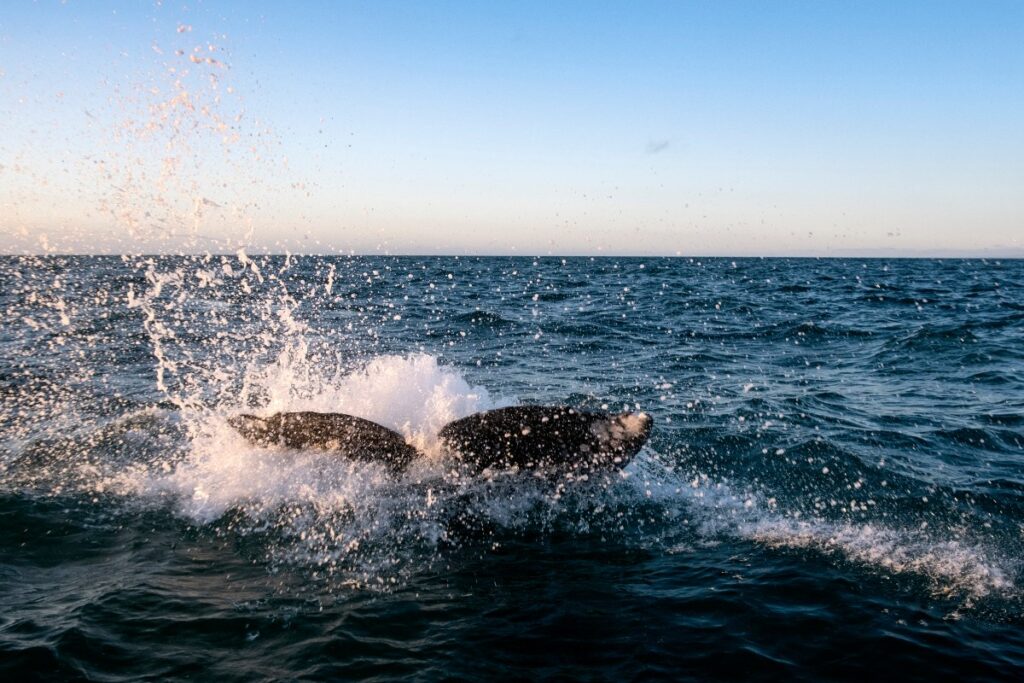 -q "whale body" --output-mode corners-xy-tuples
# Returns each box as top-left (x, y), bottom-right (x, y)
(228, 406), (653, 474)
(438, 406), (652, 473)
(227, 411), (420, 471)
